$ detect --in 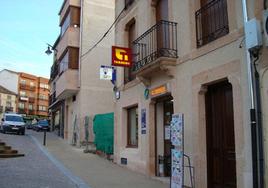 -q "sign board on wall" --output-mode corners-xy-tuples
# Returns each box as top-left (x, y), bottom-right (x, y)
(111, 46), (132, 67)
(100, 65), (114, 80)
(141, 108), (146, 134)
(170, 113), (184, 188)
(150, 85), (167, 97)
